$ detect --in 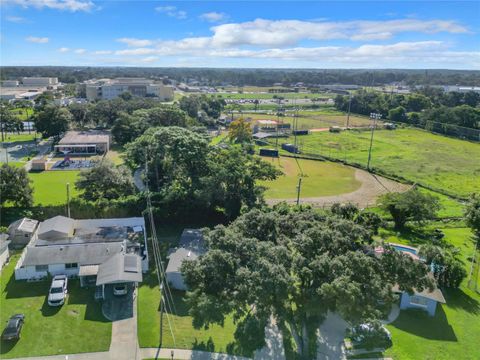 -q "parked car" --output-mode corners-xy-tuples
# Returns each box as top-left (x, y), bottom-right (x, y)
(2, 314), (25, 341)
(48, 275), (68, 306)
(113, 284), (128, 296)
(347, 322), (392, 350)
